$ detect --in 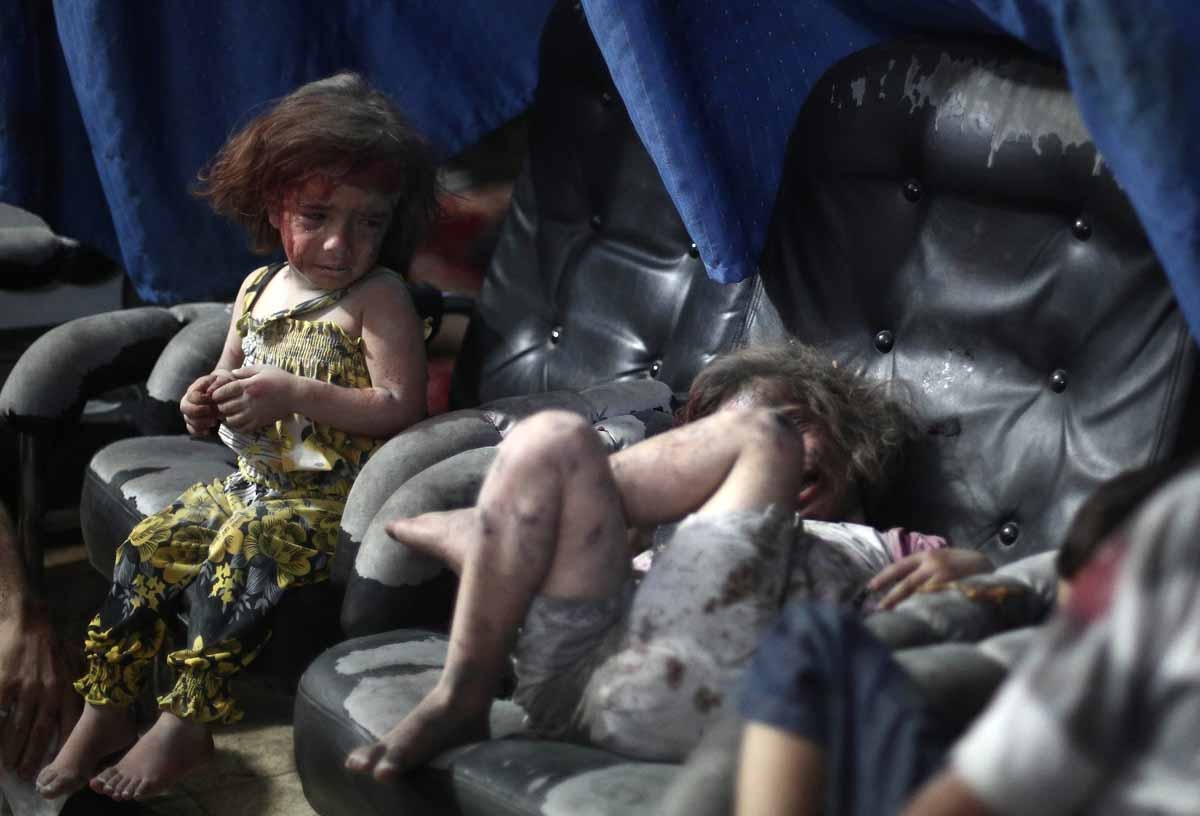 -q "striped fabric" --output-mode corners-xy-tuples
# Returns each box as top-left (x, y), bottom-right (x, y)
(952, 465), (1200, 815)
